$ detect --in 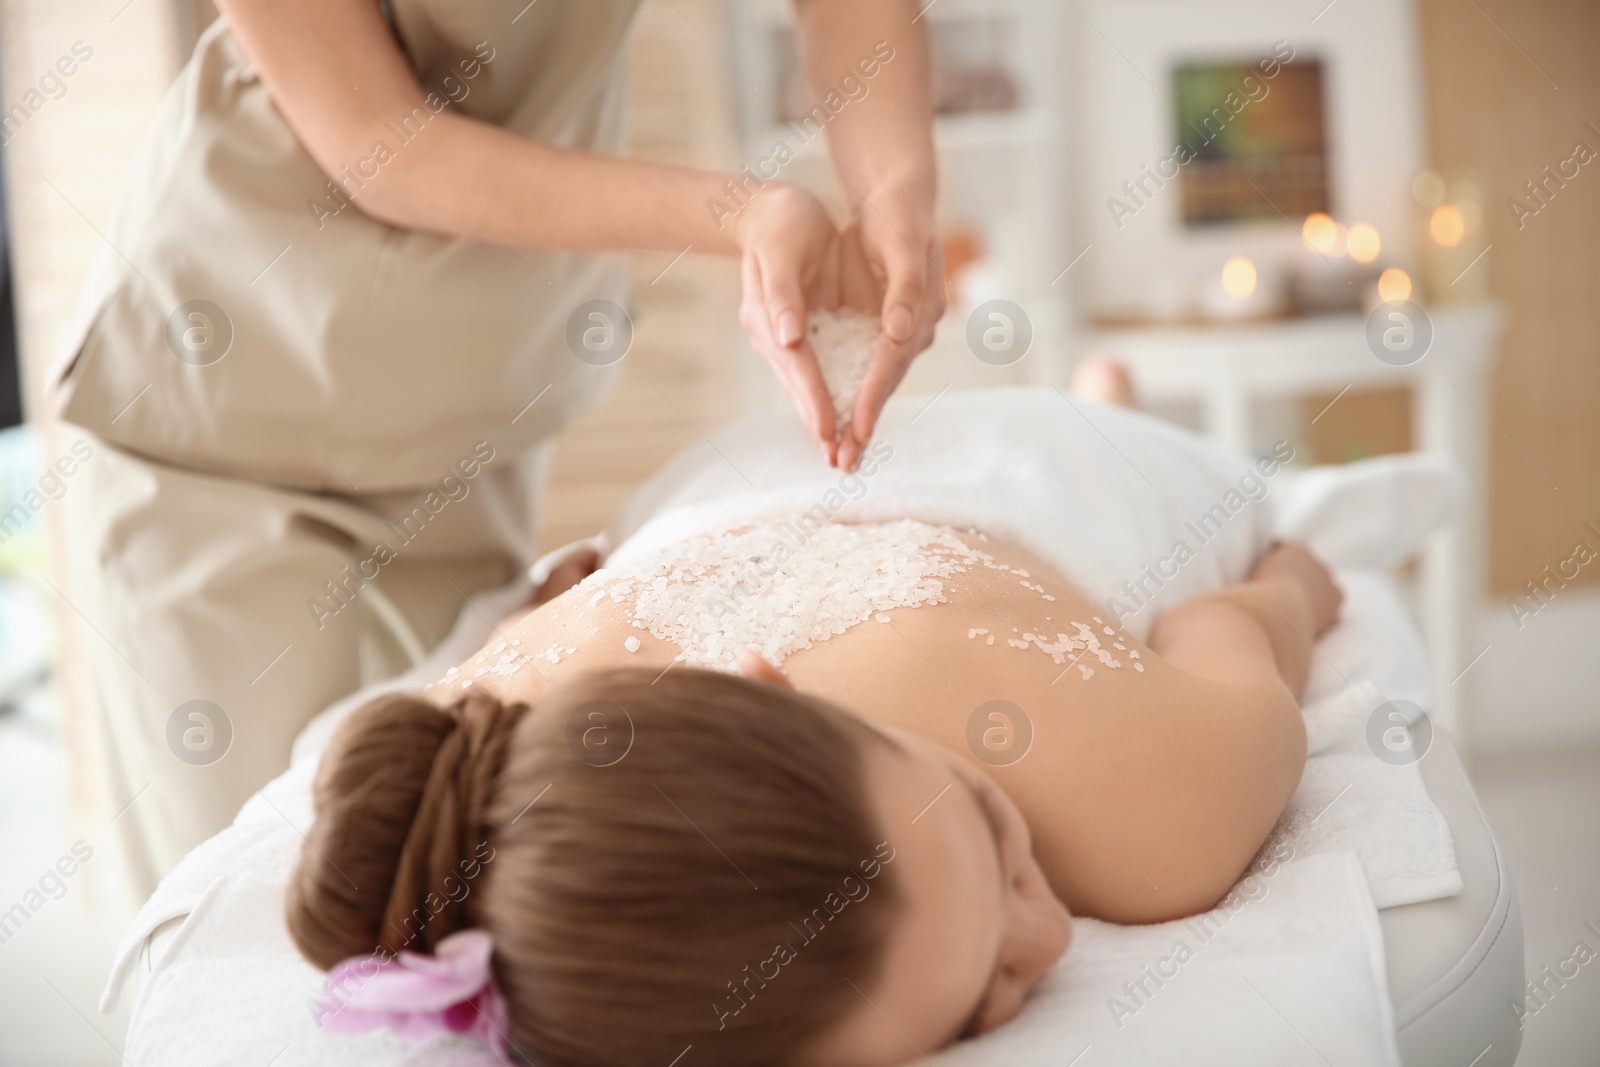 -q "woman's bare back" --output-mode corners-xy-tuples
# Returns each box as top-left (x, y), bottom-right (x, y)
(428, 521), (1313, 924)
